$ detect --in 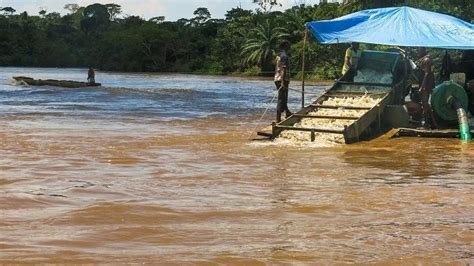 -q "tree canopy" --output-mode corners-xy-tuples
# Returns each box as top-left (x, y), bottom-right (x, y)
(0, 1), (472, 79)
